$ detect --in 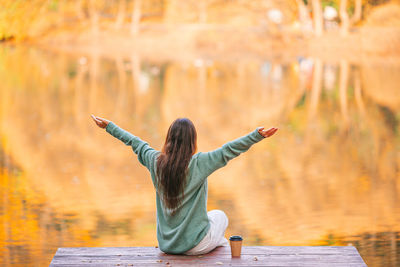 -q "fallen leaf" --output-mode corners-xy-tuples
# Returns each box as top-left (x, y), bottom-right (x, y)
(253, 256), (258, 261)
(216, 262), (223, 265)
